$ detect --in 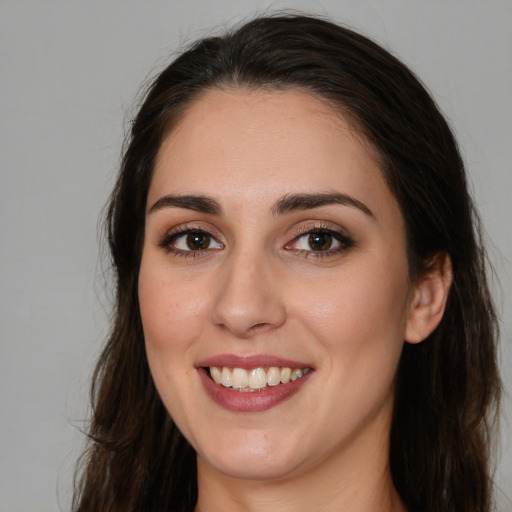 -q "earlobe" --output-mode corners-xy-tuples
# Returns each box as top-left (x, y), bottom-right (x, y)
(405, 252), (453, 344)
